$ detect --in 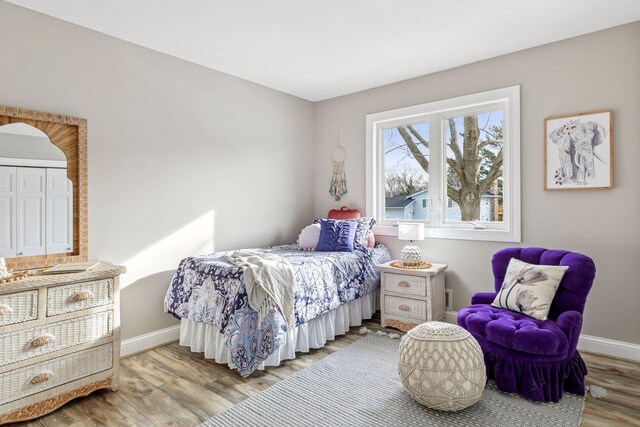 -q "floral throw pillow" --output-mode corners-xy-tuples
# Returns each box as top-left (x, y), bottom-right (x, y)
(492, 258), (568, 320)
